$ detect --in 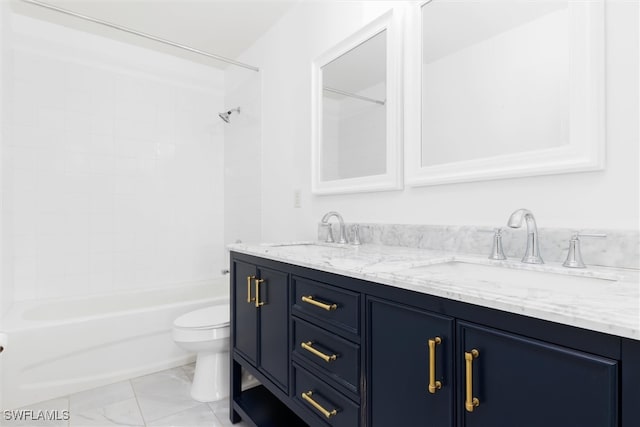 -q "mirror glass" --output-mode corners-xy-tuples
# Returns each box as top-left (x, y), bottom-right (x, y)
(321, 31), (387, 181)
(312, 11), (402, 194)
(421, 1), (569, 167)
